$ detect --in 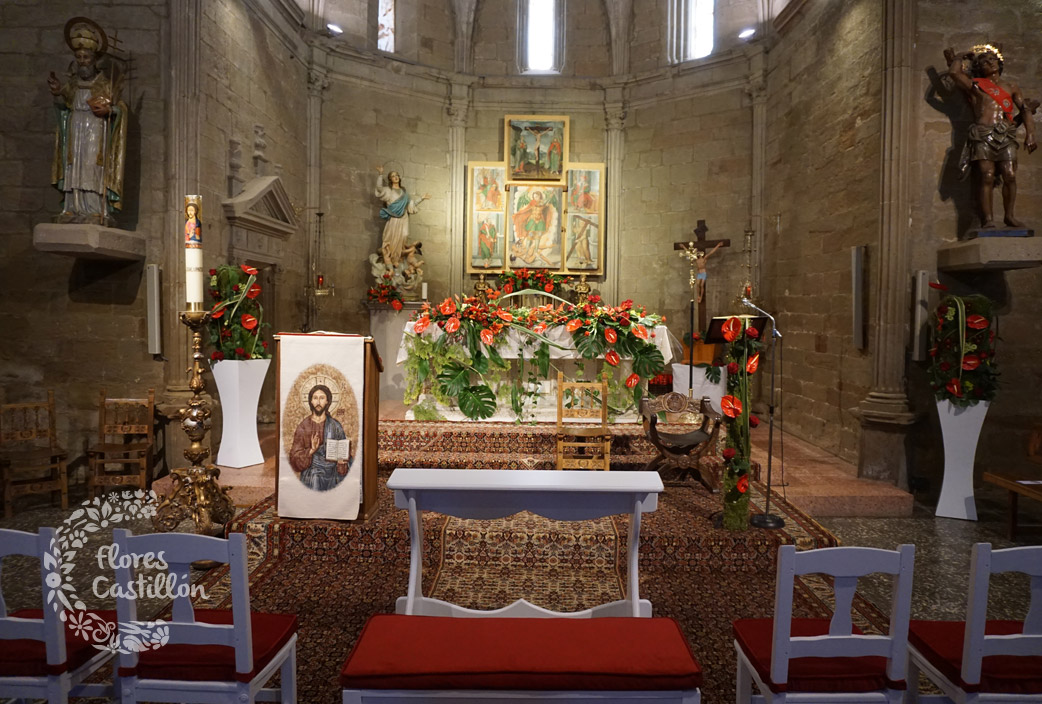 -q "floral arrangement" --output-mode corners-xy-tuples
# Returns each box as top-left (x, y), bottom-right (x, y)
(207, 264), (271, 361)
(928, 288), (998, 407)
(497, 268), (570, 295)
(403, 292), (666, 420)
(367, 273), (404, 311)
(718, 315), (764, 531)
